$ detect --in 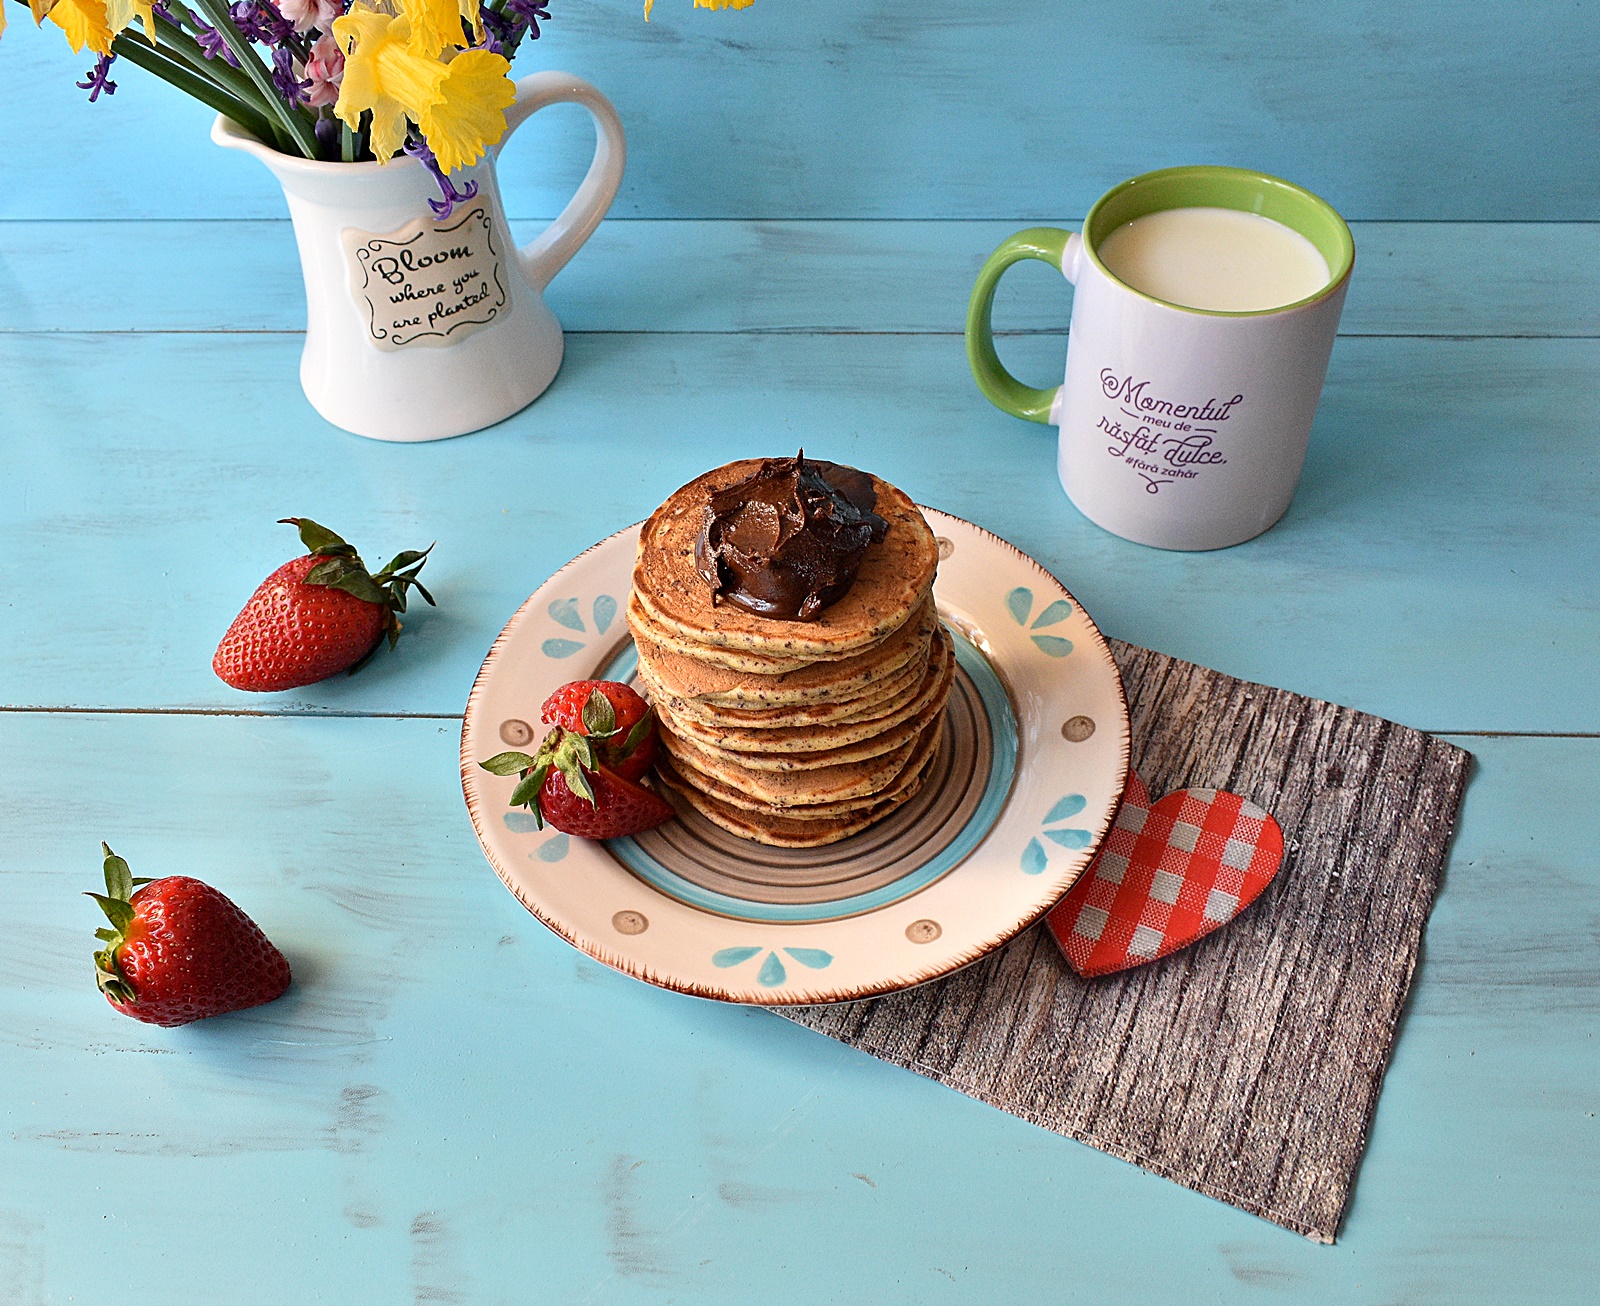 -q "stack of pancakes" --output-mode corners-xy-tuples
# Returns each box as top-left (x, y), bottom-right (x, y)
(628, 460), (951, 847)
